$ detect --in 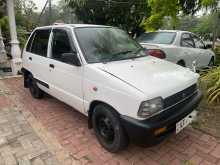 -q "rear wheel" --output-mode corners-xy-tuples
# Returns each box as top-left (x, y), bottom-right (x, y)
(28, 75), (44, 99)
(208, 58), (215, 67)
(92, 104), (128, 153)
